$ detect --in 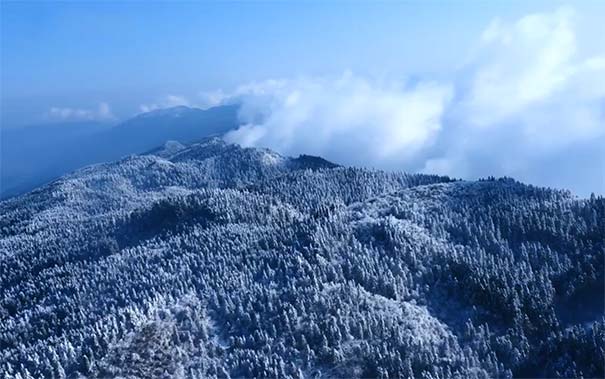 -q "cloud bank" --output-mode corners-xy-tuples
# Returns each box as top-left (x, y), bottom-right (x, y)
(223, 7), (604, 196)
(151, 7), (605, 195)
(139, 92), (228, 114)
(139, 95), (191, 113)
(48, 102), (114, 122)
(430, 6), (605, 186)
(224, 75), (452, 168)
